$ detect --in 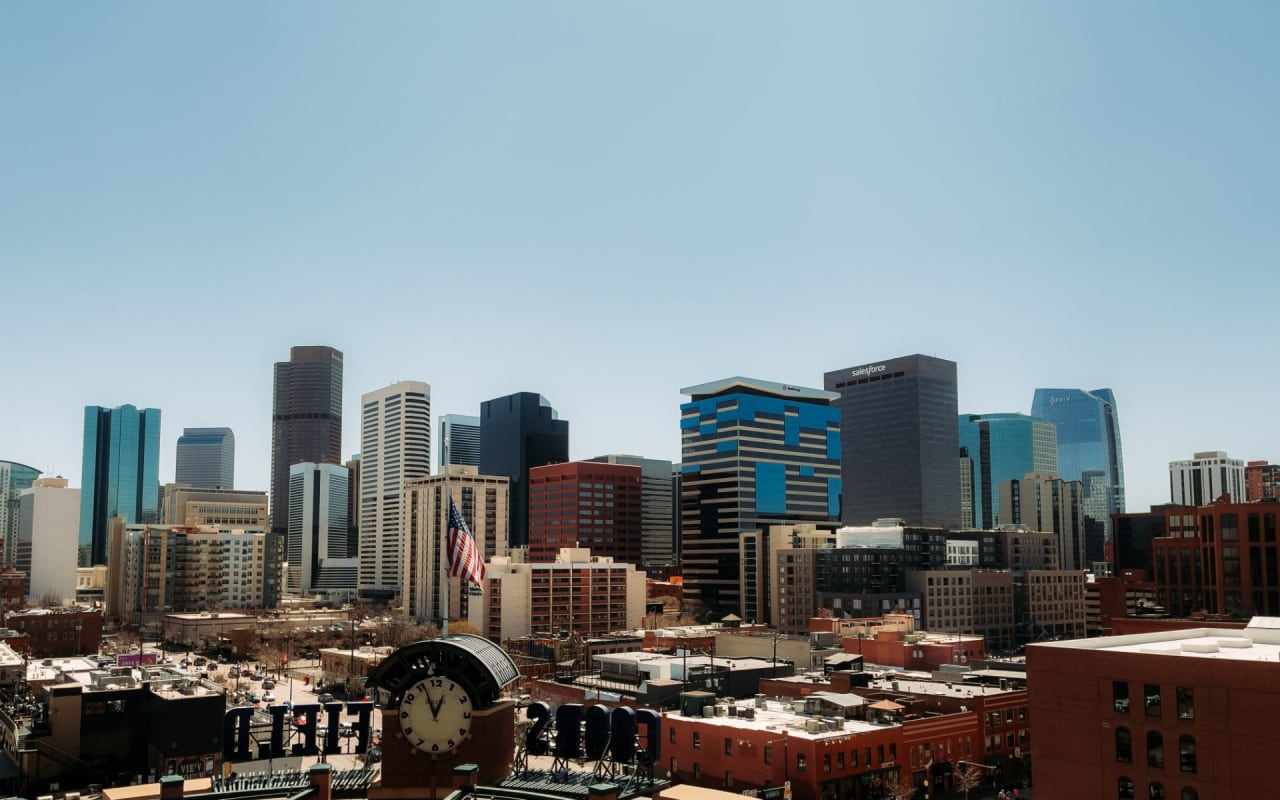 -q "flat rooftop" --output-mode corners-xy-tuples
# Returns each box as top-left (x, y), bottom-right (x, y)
(1031, 620), (1280, 662)
(671, 696), (891, 740)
